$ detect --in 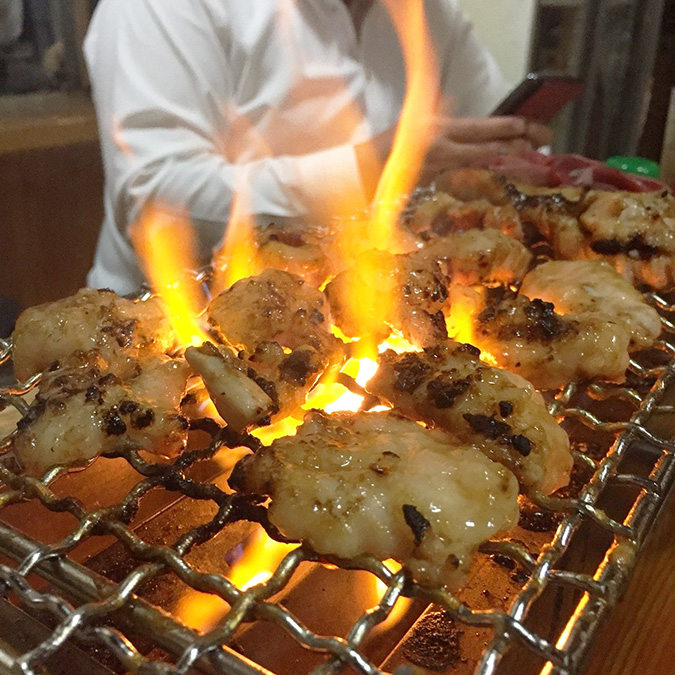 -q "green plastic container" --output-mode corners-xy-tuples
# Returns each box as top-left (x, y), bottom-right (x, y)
(606, 155), (661, 178)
